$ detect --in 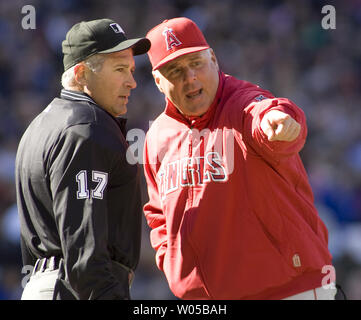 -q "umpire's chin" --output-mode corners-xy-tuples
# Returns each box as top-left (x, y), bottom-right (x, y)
(113, 96), (129, 116)
(103, 97), (129, 117)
